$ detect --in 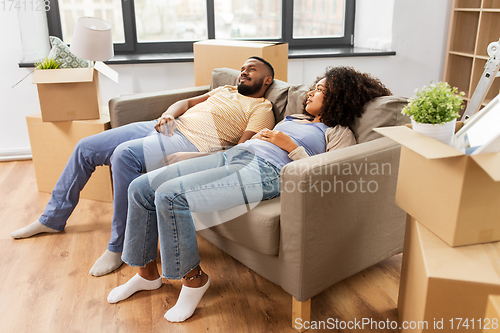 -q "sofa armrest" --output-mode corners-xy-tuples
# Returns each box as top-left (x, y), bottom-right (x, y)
(108, 85), (210, 128)
(278, 137), (406, 301)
